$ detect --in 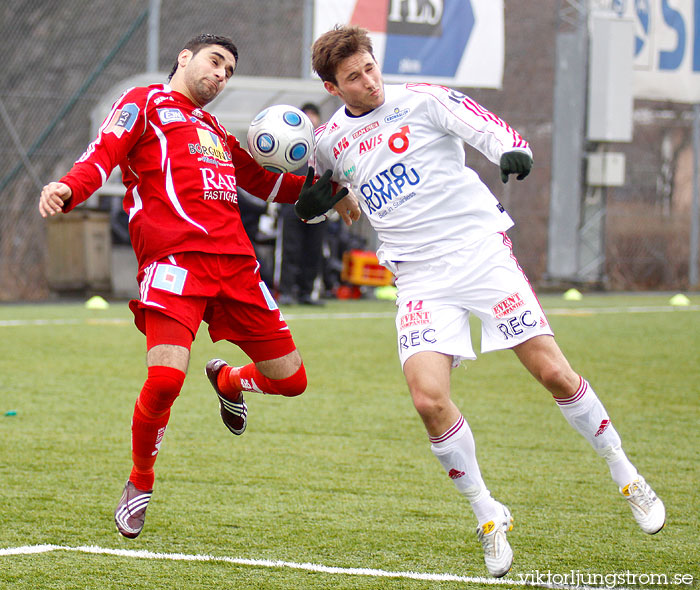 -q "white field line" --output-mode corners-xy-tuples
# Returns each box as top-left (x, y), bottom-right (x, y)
(0, 305), (698, 328)
(0, 544), (636, 590)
